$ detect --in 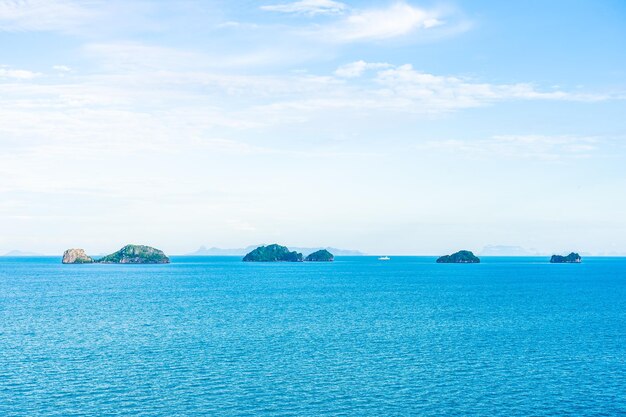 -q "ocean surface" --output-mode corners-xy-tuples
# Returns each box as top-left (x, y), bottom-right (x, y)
(1, 256), (624, 416)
